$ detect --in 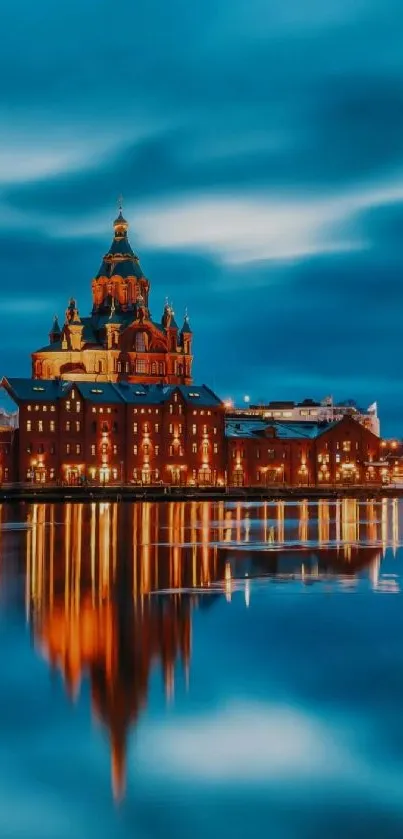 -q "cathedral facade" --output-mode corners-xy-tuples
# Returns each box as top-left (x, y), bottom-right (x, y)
(32, 210), (193, 384)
